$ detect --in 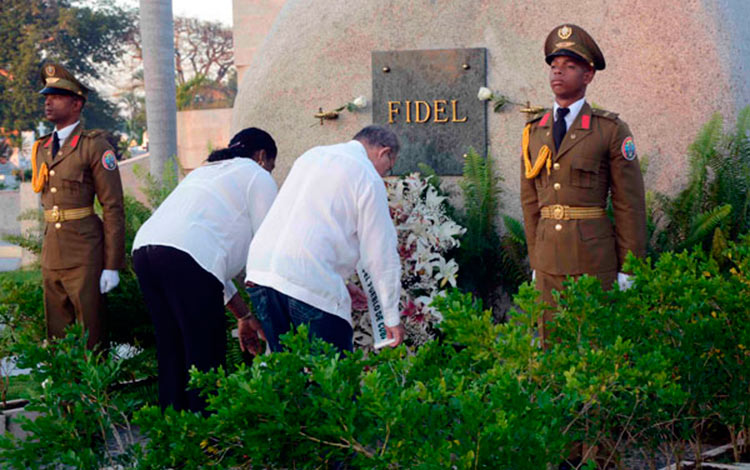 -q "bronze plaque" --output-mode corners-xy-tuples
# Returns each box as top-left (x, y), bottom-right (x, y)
(372, 48), (487, 175)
